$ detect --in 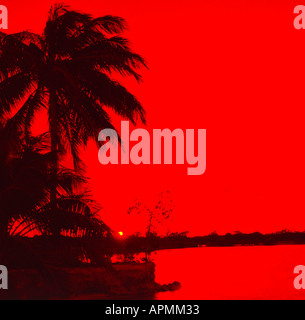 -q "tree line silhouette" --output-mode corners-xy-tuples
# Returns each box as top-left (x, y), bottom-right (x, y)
(115, 230), (305, 257)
